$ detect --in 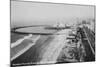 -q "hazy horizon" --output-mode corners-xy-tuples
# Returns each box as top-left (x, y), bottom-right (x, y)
(11, 1), (95, 28)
